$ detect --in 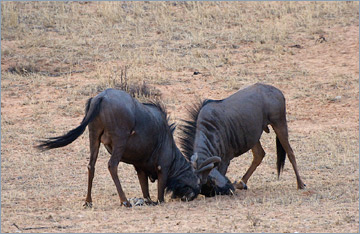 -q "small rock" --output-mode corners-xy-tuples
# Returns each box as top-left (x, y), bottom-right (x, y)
(289, 44), (303, 49)
(330, 96), (342, 102)
(129, 197), (145, 206)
